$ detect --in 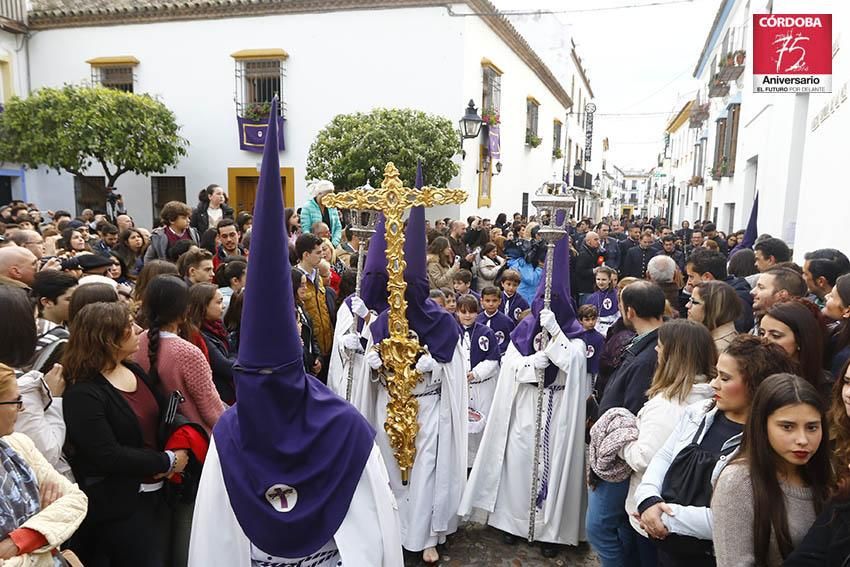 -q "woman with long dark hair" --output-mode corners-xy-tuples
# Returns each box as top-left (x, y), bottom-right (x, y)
(760, 300), (832, 399)
(131, 259), (178, 322)
(57, 228), (90, 256)
(214, 257), (247, 315)
(113, 228), (147, 279)
(825, 273), (850, 378)
(782, 359), (850, 565)
(63, 301), (188, 566)
(190, 184), (233, 235)
(187, 283), (236, 405)
(133, 275), (225, 433)
(284, 207), (300, 245)
(712, 374), (831, 565)
(635, 336), (798, 566)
